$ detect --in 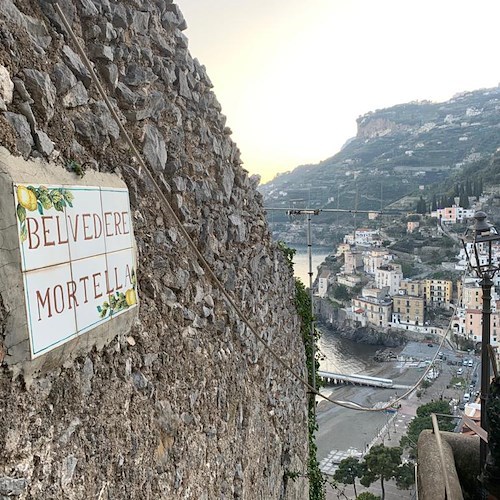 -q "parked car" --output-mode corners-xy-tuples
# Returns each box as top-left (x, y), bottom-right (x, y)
(457, 368), (463, 376)
(468, 359), (473, 367)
